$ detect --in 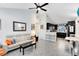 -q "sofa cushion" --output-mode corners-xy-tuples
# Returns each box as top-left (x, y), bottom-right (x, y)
(0, 48), (6, 56)
(8, 40), (33, 47)
(13, 39), (16, 44)
(5, 38), (13, 46)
